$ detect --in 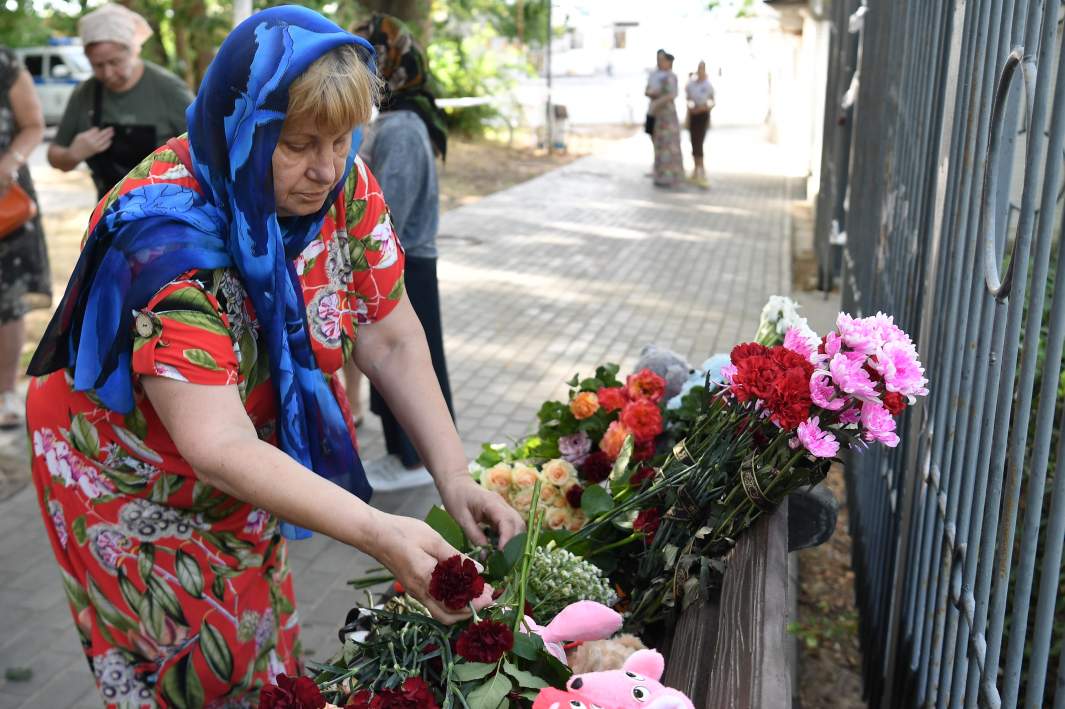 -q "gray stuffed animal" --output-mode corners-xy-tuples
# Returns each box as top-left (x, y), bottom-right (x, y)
(633, 344), (692, 400)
